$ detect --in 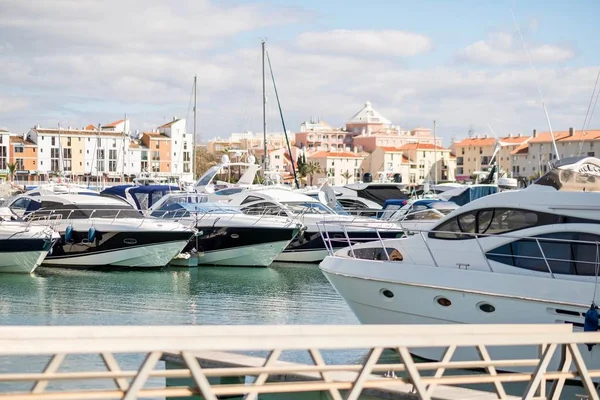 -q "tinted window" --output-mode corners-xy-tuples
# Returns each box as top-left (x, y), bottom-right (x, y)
(241, 196), (263, 205)
(487, 232), (600, 276)
(430, 208), (558, 240)
(339, 199), (362, 209)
